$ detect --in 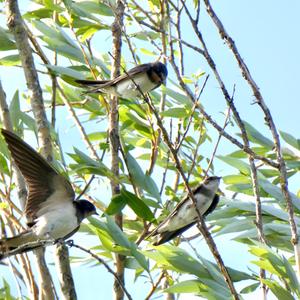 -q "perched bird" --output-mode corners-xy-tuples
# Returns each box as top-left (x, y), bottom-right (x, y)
(147, 176), (221, 246)
(75, 61), (168, 98)
(0, 129), (98, 259)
